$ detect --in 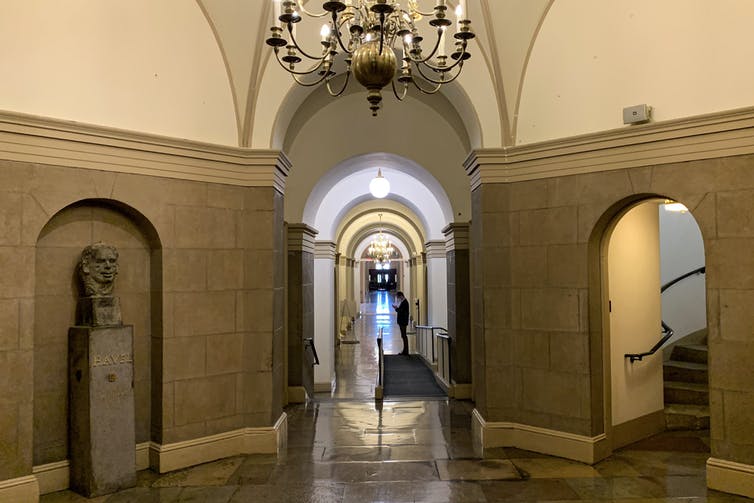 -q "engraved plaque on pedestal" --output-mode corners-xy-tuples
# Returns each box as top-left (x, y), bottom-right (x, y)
(69, 325), (136, 497)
